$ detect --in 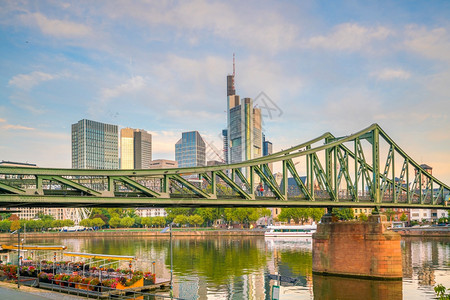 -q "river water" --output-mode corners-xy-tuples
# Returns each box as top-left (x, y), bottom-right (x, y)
(25, 235), (449, 300)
